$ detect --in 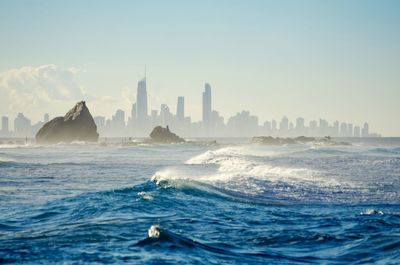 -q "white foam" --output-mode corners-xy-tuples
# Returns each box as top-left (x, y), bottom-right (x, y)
(361, 209), (384, 215)
(148, 225), (161, 238)
(137, 191), (154, 201)
(153, 145), (359, 197)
